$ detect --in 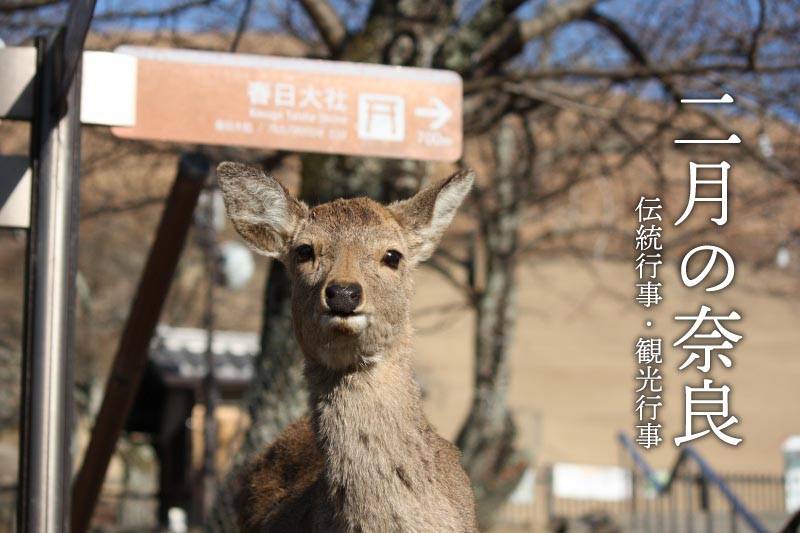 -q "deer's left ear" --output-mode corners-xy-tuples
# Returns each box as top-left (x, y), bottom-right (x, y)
(388, 169), (474, 264)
